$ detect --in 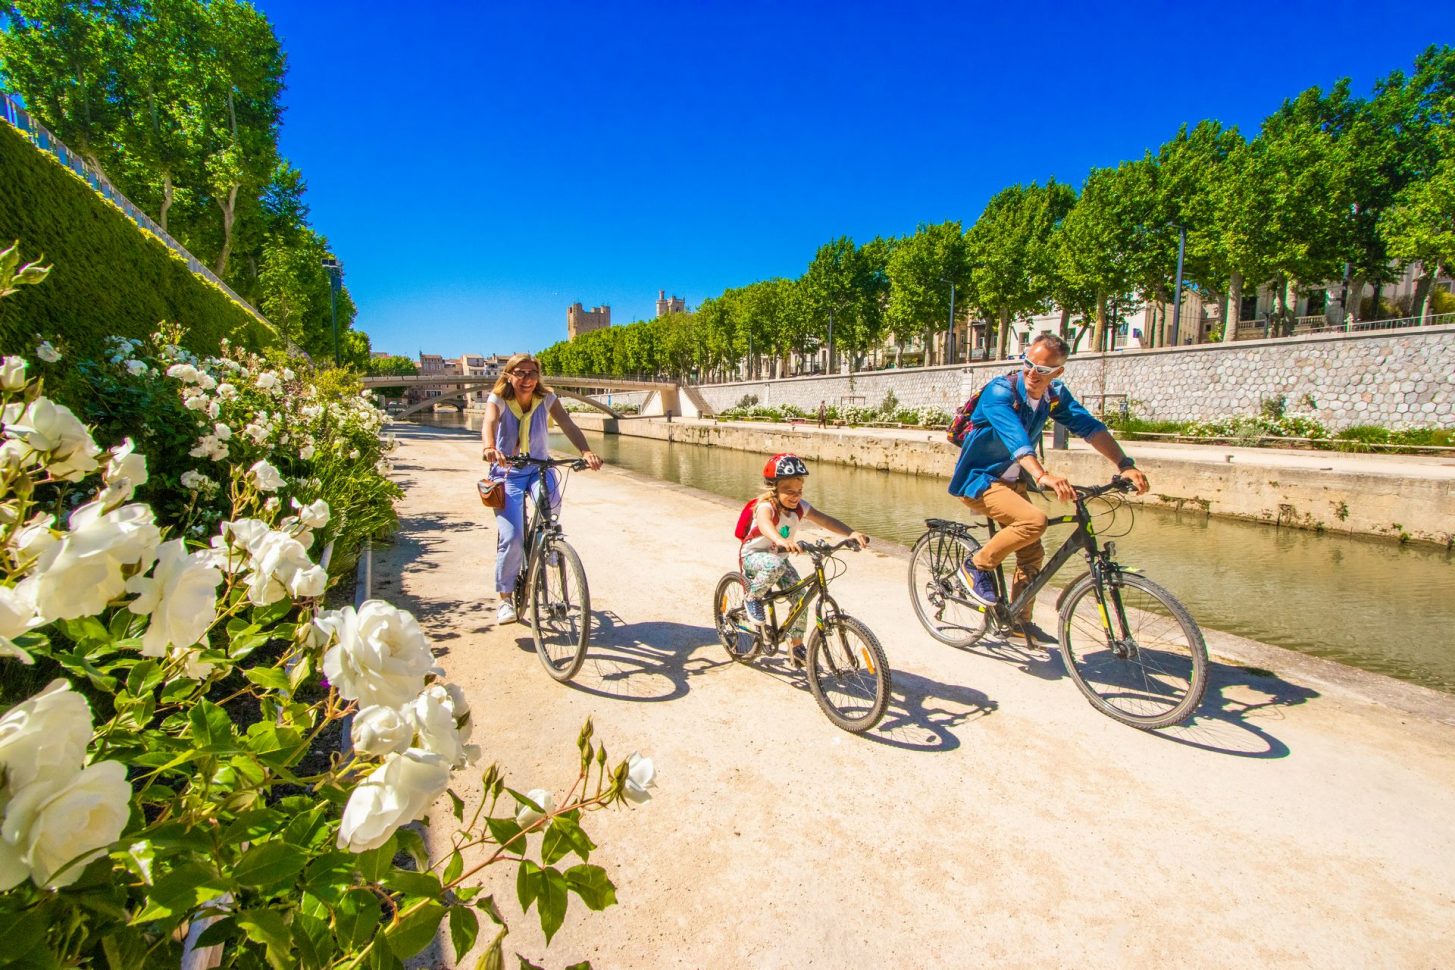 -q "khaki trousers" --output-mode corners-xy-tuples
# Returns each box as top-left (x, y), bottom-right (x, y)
(959, 480), (1047, 622)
